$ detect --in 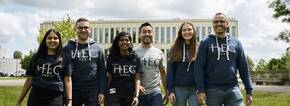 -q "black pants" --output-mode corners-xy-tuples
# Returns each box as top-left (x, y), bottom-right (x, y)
(106, 87), (134, 106)
(27, 87), (64, 106)
(72, 88), (100, 106)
